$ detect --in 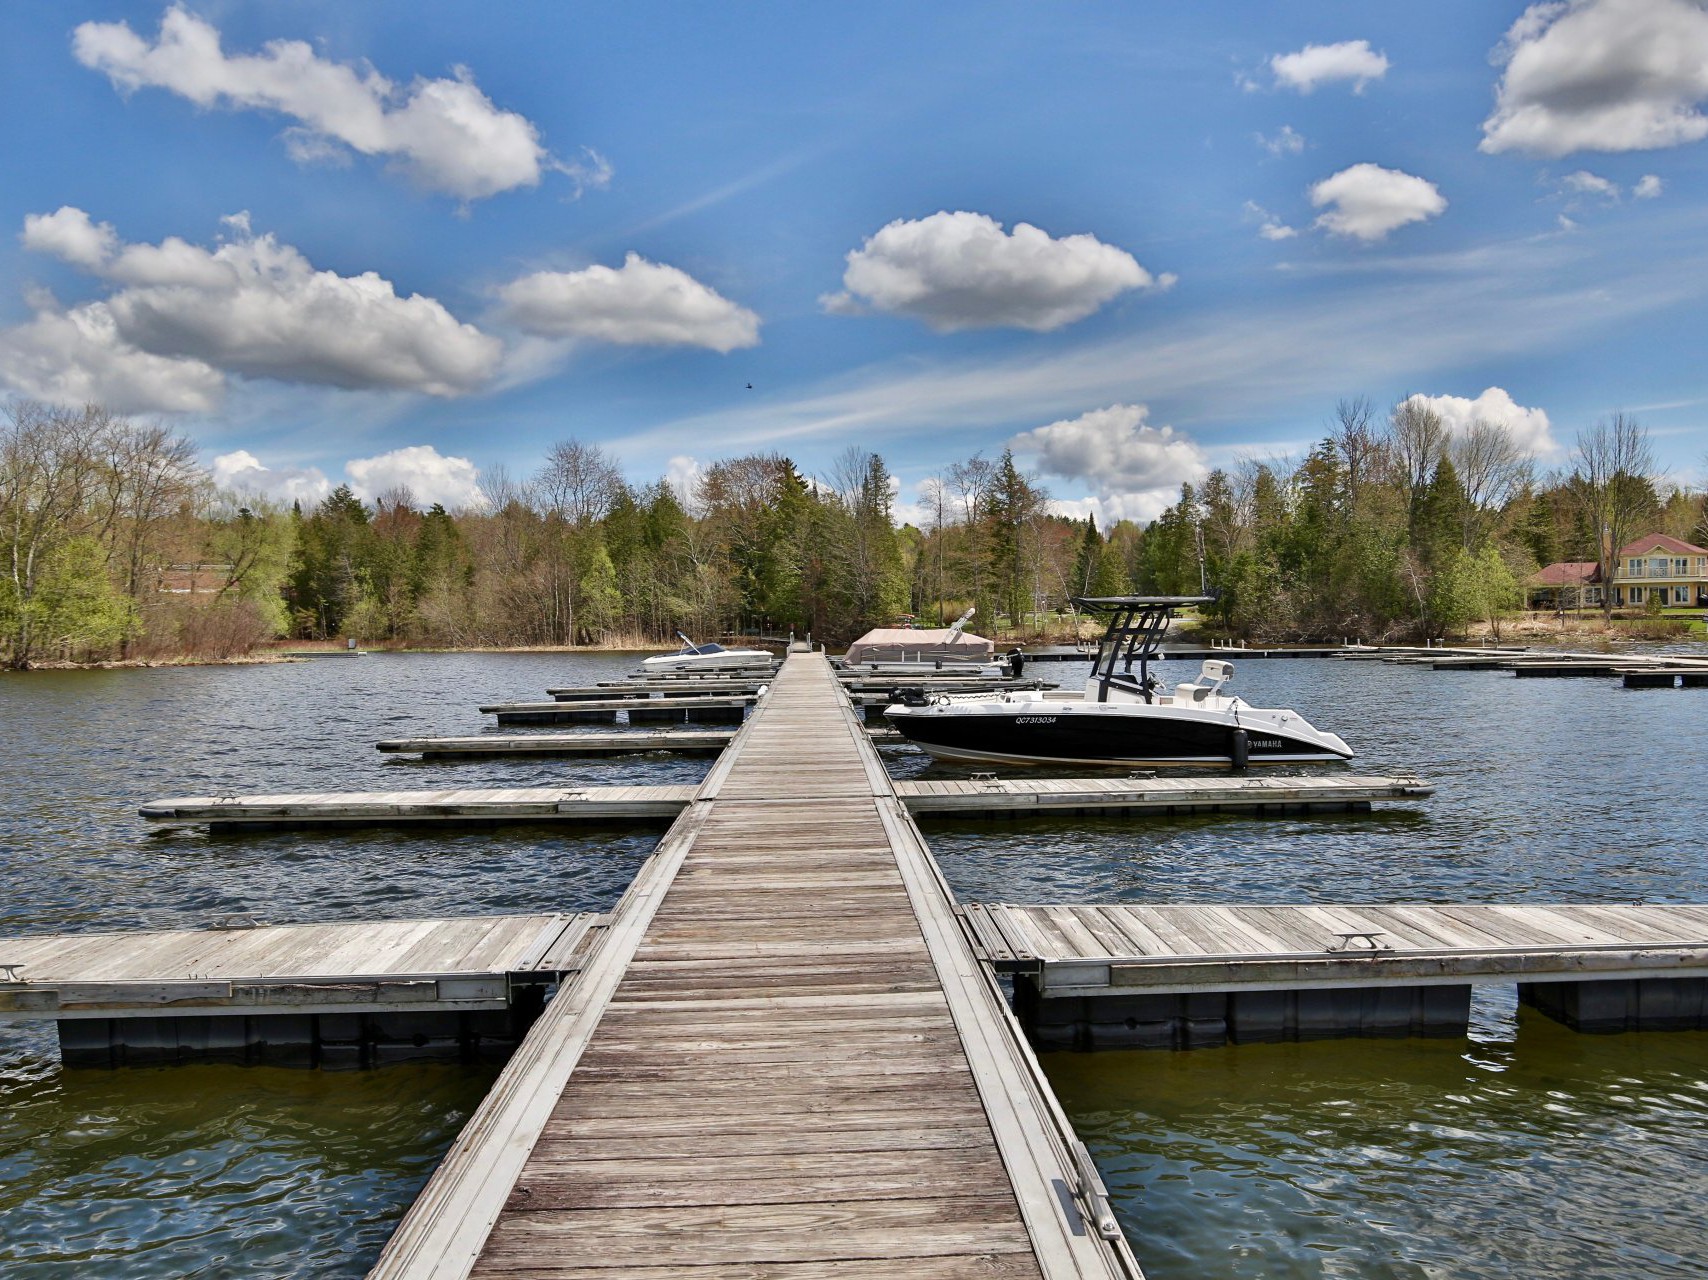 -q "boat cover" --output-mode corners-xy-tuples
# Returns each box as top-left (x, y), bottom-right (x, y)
(843, 627), (995, 664)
